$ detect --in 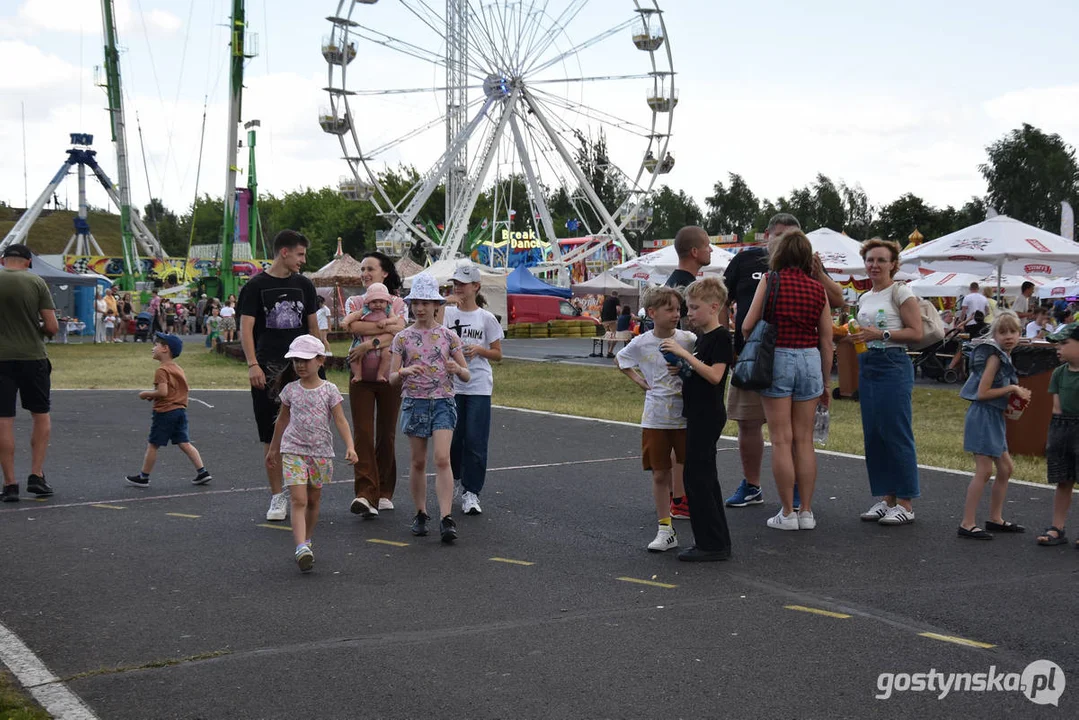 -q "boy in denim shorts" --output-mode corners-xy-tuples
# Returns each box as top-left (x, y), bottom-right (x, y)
(125, 333), (211, 487)
(1037, 324), (1079, 547)
(617, 286), (696, 553)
